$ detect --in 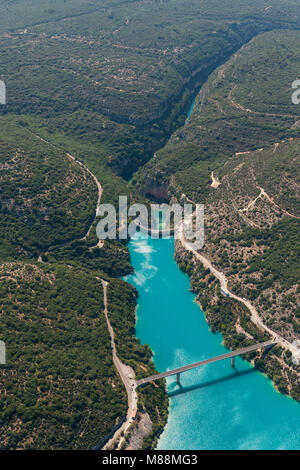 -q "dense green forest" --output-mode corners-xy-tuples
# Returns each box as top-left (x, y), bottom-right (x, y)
(135, 30), (300, 199)
(134, 29), (300, 401)
(0, 117), (97, 257)
(1, 0), (300, 450)
(1, 1), (300, 176)
(0, 262), (126, 449)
